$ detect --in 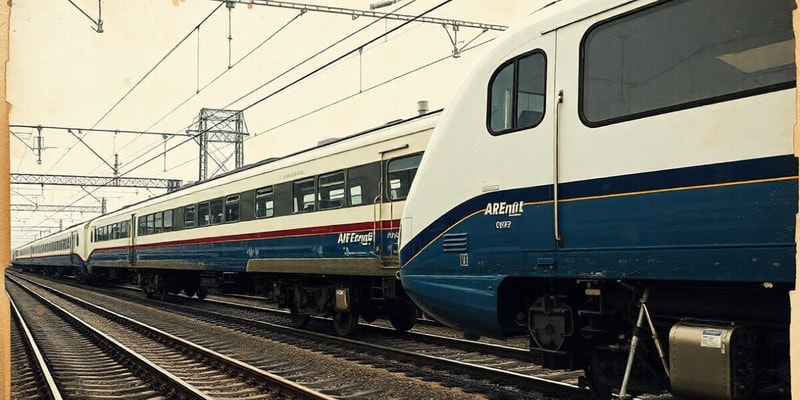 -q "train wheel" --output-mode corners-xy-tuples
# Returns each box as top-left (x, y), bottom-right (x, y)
(158, 284), (169, 301)
(389, 303), (417, 332)
(585, 349), (623, 400)
(183, 286), (197, 298)
(333, 312), (358, 336)
(289, 308), (310, 329)
(463, 332), (481, 341)
(584, 364), (614, 400)
(196, 287), (208, 300)
(76, 270), (86, 285)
